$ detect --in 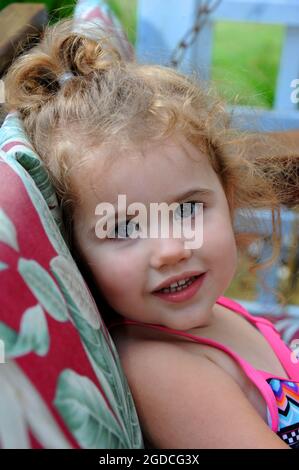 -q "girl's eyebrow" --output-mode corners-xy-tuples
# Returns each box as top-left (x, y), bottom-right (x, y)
(110, 188), (213, 213)
(102, 188), (213, 209)
(170, 188), (214, 202)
